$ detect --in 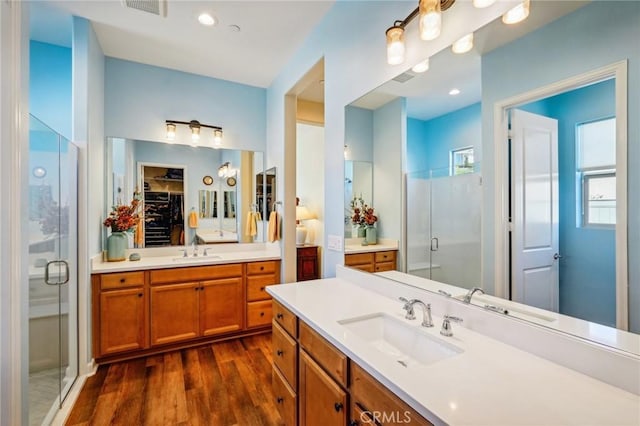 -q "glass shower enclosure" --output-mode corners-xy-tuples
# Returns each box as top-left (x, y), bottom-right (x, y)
(406, 166), (482, 290)
(28, 114), (78, 425)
